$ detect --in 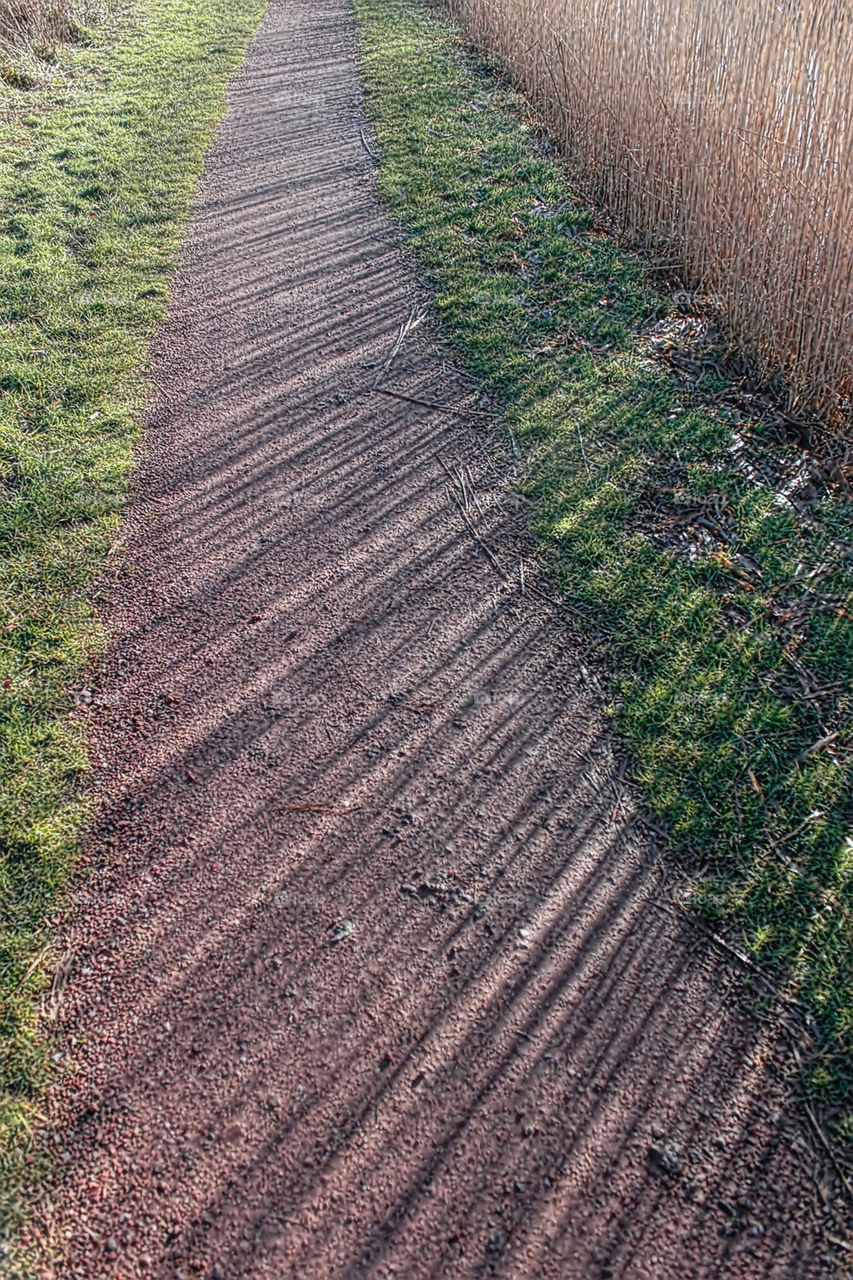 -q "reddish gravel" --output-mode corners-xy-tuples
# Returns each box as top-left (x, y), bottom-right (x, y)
(47, 1), (842, 1276)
